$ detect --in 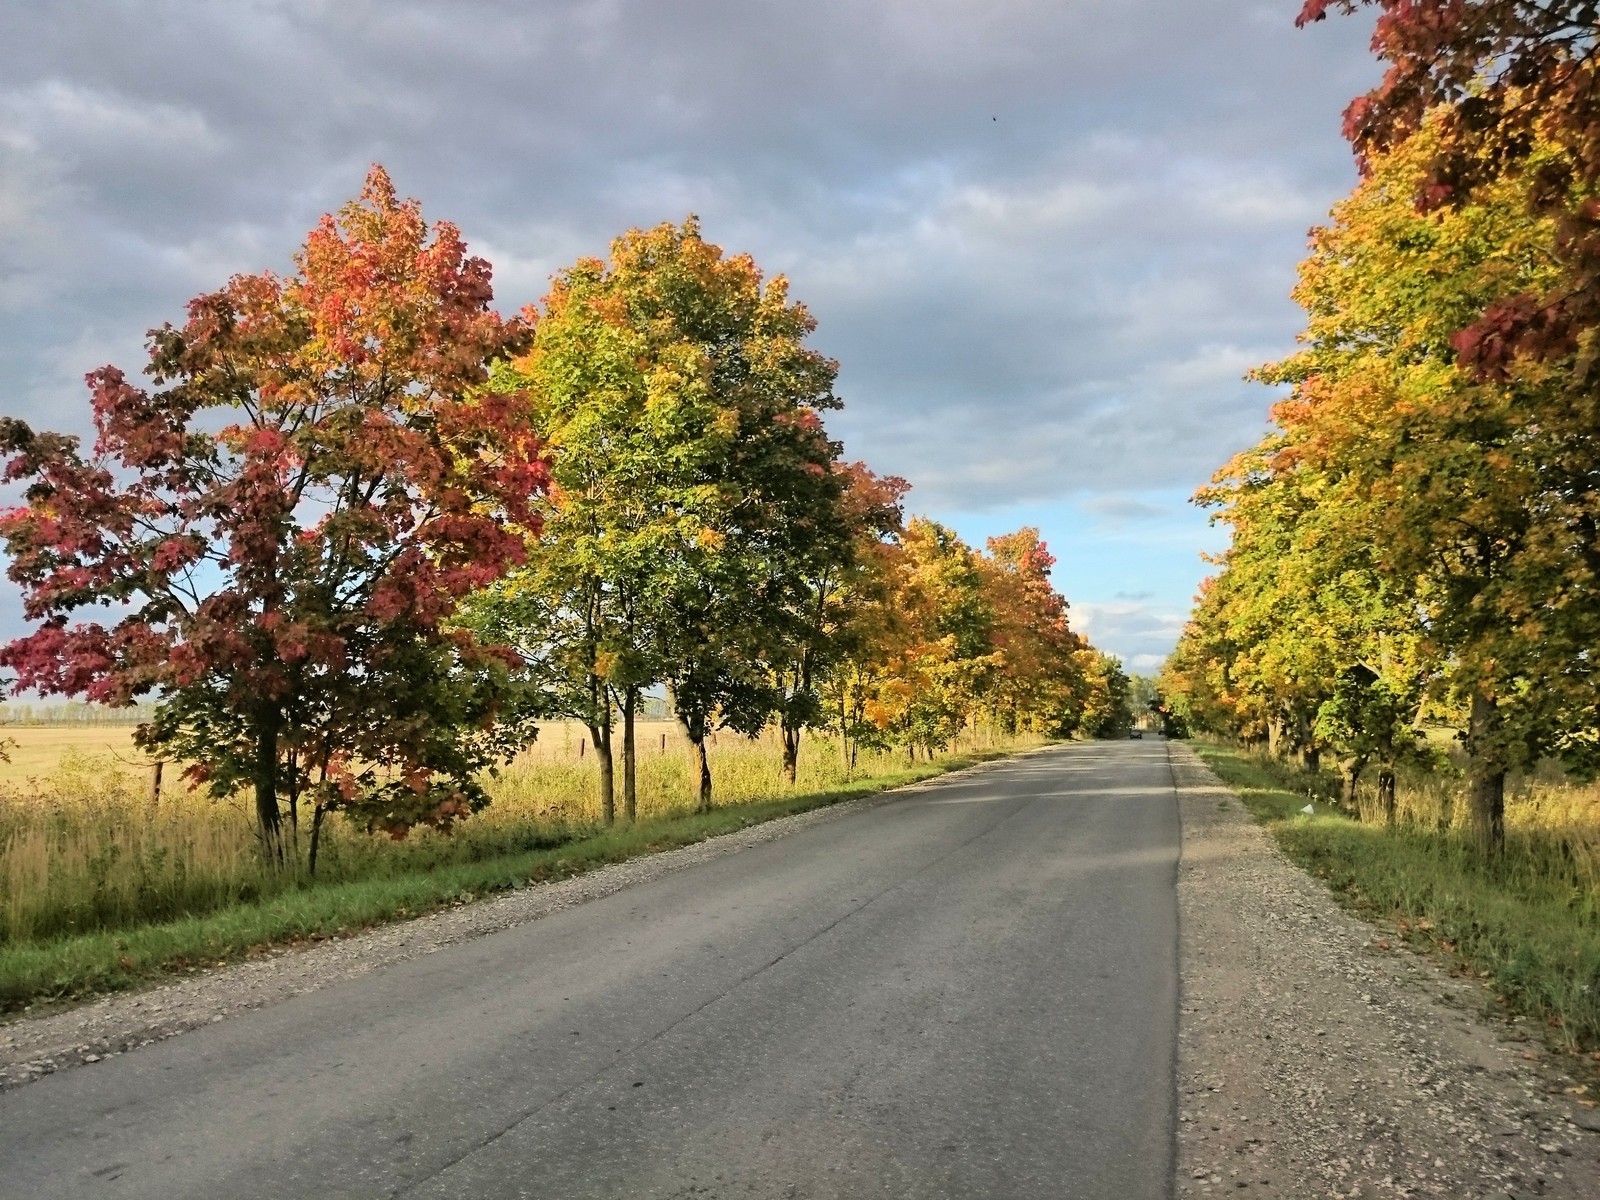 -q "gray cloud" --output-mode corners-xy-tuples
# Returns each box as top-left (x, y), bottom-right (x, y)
(0, 0), (1381, 658)
(1071, 600), (1189, 674)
